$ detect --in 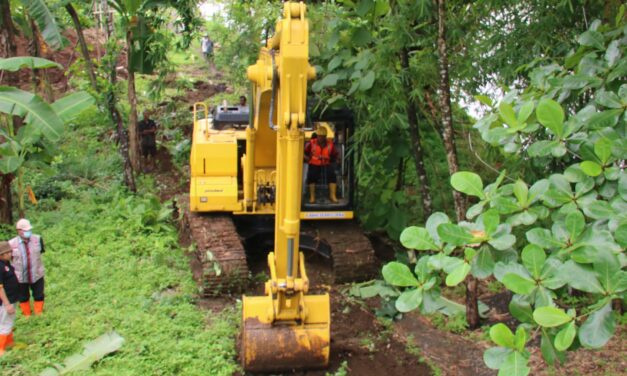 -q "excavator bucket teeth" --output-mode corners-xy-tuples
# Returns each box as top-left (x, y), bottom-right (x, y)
(241, 294), (330, 373)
